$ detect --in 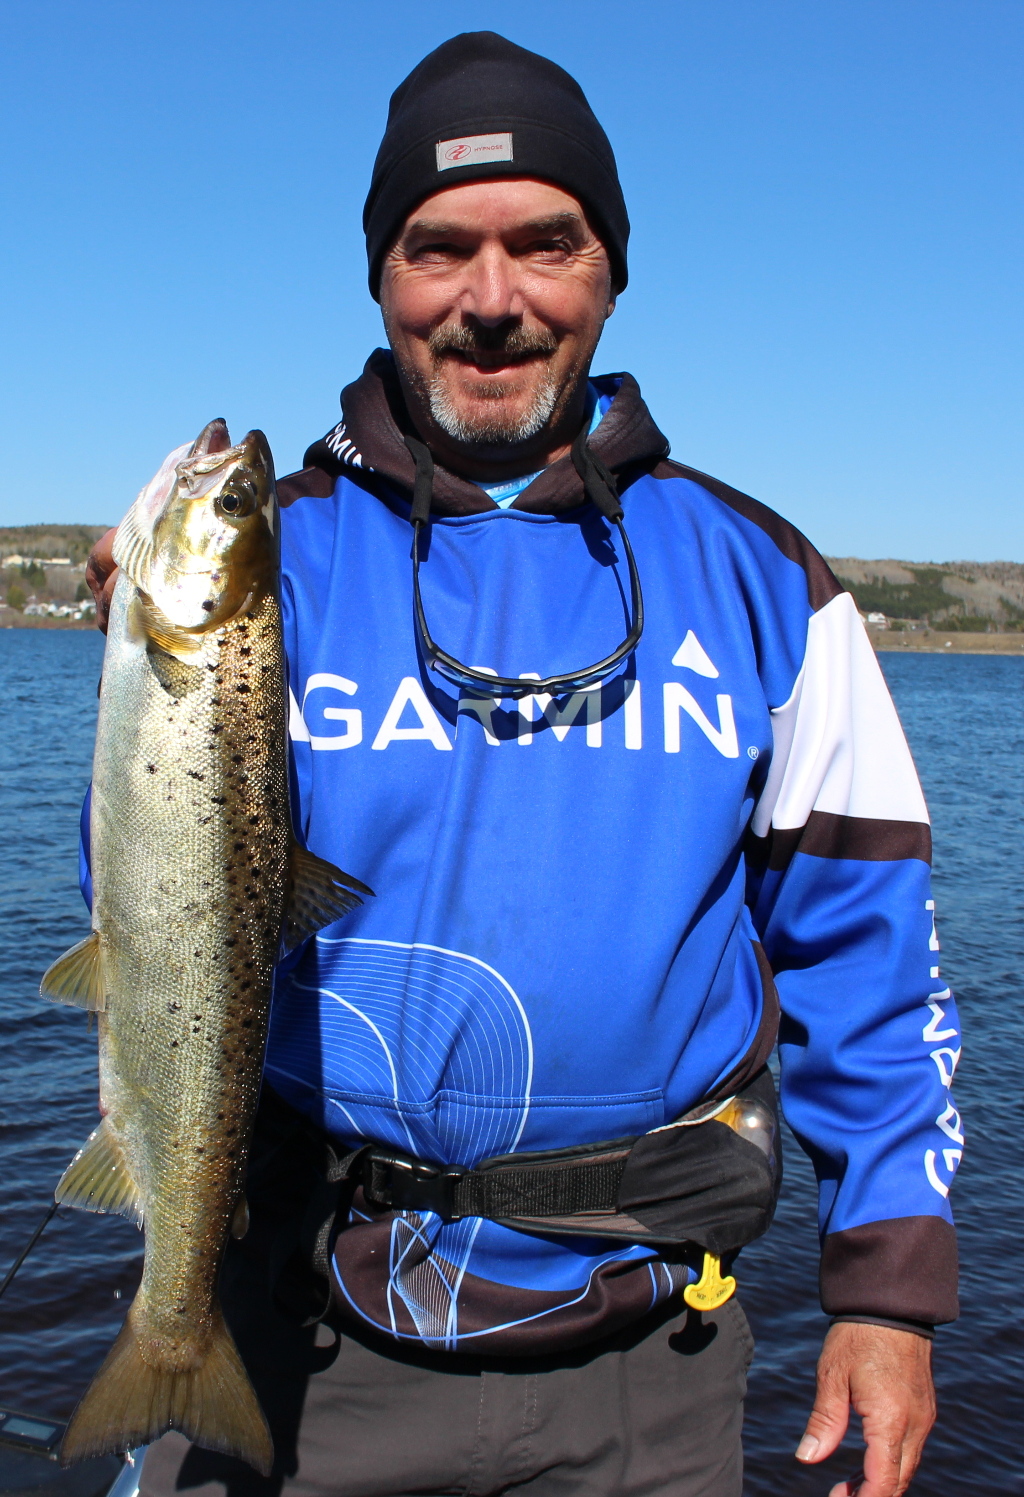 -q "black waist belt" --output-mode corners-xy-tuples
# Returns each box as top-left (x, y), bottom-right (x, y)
(351, 1065), (781, 1256)
(359, 1138), (634, 1225)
